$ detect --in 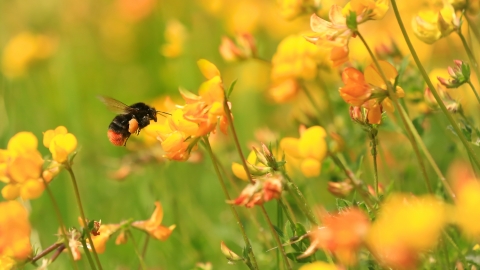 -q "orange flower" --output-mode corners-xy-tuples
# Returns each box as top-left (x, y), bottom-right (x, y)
(300, 208), (370, 266)
(0, 201), (32, 260)
(339, 67), (371, 106)
(90, 224), (121, 254)
(229, 172), (284, 208)
(132, 202), (176, 241)
(219, 33), (257, 62)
